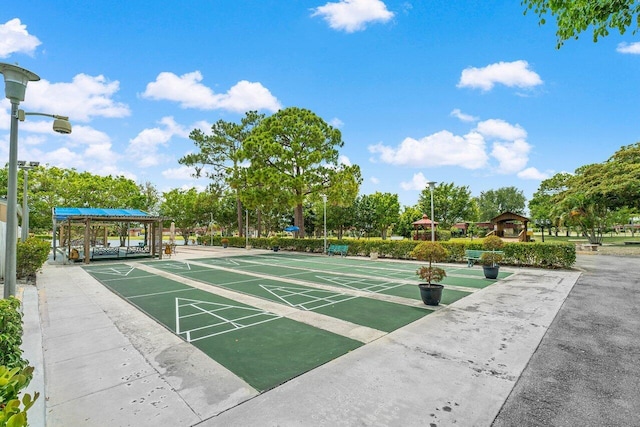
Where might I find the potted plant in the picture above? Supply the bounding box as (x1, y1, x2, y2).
(480, 235, 504, 279)
(221, 238, 229, 248)
(410, 241, 448, 306)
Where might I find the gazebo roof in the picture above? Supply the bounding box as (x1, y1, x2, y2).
(413, 214, 438, 226)
(490, 211, 530, 224)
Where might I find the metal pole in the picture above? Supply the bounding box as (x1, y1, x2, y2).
(4, 101, 19, 298)
(21, 167, 29, 241)
(430, 184, 435, 242)
(245, 209, 249, 248)
(322, 195, 327, 254)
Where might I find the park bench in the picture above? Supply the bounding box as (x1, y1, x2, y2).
(464, 249, 504, 267)
(328, 244, 349, 257)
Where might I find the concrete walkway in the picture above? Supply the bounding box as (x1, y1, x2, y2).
(18, 247, 581, 426)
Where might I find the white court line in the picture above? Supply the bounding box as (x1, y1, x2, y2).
(260, 284, 358, 311)
(175, 297, 282, 342)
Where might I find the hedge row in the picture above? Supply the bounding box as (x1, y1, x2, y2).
(0, 298, 28, 370)
(0, 298, 38, 427)
(198, 236, 576, 269)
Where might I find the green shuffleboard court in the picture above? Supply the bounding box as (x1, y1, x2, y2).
(146, 260, 433, 333)
(179, 255, 478, 305)
(83, 264, 362, 391)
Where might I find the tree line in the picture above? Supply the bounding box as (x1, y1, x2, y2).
(1, 109, 638, 243)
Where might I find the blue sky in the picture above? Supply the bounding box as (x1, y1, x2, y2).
(2, 1, 639, 208)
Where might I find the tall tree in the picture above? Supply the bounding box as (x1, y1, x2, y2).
(418, 182, 476, 228)
(476, 187, 526, 221)
(241, 107, 345, 238)
(395, 205, 423, 239)
(523, 0, 640, 47)
(160, 188, 210, 244)
(529, 172, 572, 236)
(367, 192, 400, 239)
(180, 111, 264, 237)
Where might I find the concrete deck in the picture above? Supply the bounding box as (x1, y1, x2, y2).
(16, 246, 581, 426)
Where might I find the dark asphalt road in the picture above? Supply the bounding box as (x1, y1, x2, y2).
(492, 254, 640, 427)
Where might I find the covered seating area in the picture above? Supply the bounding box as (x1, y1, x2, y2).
(412, 214, 438, 240)
(489, 211, 532, 242)
(52, 207, 165, 263)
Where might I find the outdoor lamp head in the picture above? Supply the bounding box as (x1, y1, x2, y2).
(53, 118, 72, 134)
(0, 63, 40, 102)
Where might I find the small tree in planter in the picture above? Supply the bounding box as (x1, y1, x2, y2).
(410, 241, 448, 305)
(221, 238, 229, 248)
(480, 235, 504, 279)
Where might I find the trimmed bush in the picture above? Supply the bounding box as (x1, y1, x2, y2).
(198, 236, 576, 269)
(16, 238, 50, 280)
(0, 298, 28, 370)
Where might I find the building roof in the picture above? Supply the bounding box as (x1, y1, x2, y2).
(53, 207, 160, 222)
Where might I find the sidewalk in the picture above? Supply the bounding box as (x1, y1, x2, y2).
(20, 247, 580, 426)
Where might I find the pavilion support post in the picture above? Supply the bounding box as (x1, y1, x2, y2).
(84, 218, 91, 264)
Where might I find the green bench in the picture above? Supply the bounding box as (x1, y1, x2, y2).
(464, 249, 504, 267)
(328, 244, 349, 257)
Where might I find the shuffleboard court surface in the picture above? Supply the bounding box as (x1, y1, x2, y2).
(83, 263, 362, 391)
(145, 260, 434, 333)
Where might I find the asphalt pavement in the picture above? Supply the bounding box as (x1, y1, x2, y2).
(492, 254, 640, 426)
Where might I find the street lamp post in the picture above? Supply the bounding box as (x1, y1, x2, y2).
(18, 161, 39, 242)
(427, 181, 436, 242)
(322, 194, 327, 254)
(1, 63, 72, 298)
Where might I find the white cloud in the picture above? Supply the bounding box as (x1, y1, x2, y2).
(450, 108, 478, 122)
(457, 60, 543, 91)
(370, 176, 380, 184)
(330, 117, 344, 128)
(617, 42, 640, 54)
(338, 154, 351, 166)
(142, 71, 281, 112)
(368, 130, 488, 169)
(0, 19, 41, 58)
(162, 165, 198, 180)
(491, 139, 531, 174)
(475, 119, 527, 140)
(312, 0, 394, 32)
(400, 172, 429, 191)
(24, 74, 130, 122)
(127, 116, 190, 167)
(517, 167, 551, 180)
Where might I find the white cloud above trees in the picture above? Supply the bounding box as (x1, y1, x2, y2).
(141, 71, 281, 112)
(312, 0, 394, 32)
(457, 60, 543, 91)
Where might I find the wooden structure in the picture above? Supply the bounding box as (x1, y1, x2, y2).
(52, 207, 165, 264)
(490, 211, 531, 242)
(412, 214, 438, 240)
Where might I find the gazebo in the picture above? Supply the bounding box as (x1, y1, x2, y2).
(490, 211, 531, 242)
(412, 214, 438, 240)
(52, 207, 165, 263)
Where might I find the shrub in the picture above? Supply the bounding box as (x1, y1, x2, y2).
(0, 298, 28, 370)
(16, 238, 50, 280)
(410, 241, 448, 285)
(0, 298, 38, 427)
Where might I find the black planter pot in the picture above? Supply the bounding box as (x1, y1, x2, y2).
(418, 284, 444, 306)
(483, 265, 500, 279)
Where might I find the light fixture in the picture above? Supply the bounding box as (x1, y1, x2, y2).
(18, 161, 40, 242)
(1, 63, 71, 298)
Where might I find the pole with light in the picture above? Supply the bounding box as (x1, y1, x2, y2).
(1, 63, 72, 298)
(18, 160, 39, 242)
(322, 194, 327, 254)
(427, 181, 436, 242)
